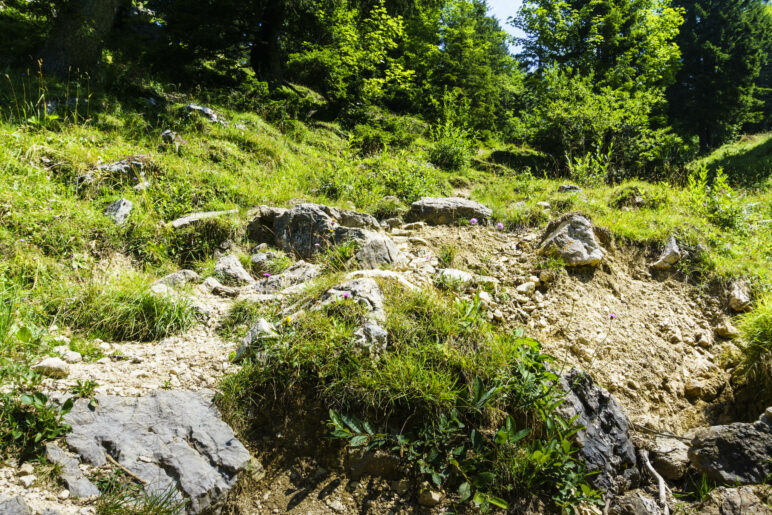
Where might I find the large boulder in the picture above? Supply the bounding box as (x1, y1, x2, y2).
(246, 206, 288, 244)
(273, 204, 398, 269)
(405, 197, 492, 225)
(557, 369, 639, 492)
(538, 213, 605, 267)
(64, 390, 251, 514)
(688, 408, 772, 484)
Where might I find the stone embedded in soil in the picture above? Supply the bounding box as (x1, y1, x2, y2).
(608, 490, 662, 515)
(417, 489, 443, 507)
(214, 254, 254, 286)
(688, 409, 772, 485)
(236, 318, 279, 360)
(715, 319, 740, 339)
(201, 277, 239, 298)
(558, 184, 583, 193)
(32, 358, 69, 379)
(273, 203, 398, 268)
(104, 198, 133, 225)
(0, 496, 31, 515)
(155, 269, 200, 288)
(650, 436, 690, 480)
(651, 235, 681, 270)
(170, 209, 238, 229)
(437, 268, 474, 286)
(250, 260, 321, 293)
(695, 485, 772, 515)
(557, 369, 639, 492)
(322, 278, 386, 321)
(728, 280, 752, 312)
(405, 197, 492, 225)
(64, 389, 251, 514)
(538, 213, 605, 267)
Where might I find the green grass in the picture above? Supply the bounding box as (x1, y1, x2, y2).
(47, 274, 196, 342)
(689, 132, 772, 187)
(219, 279, 601, 510)
(738, 294, 772, 386)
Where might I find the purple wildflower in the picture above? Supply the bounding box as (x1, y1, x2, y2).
(314, 243, 320, 247)
(496, 222, 504, 230)
(470, 218, 478, 225)
(609, 313, 617, 319)
(263, 273, 271, 278)
(342, 292, 350, 299)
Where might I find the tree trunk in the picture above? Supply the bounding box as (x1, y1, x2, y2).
(39, 0, 123, 75)
(251, 3, 284, 85)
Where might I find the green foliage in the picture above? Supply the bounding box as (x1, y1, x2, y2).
(0, 391, 72, 460)
(324, 239, 360, 272)
(687, 166, 747, 230)
(287, 1, 414, 106)
(688, 132, 772, 186)
(668, 0, 772, 150)
(70, 379, 98, 398)
(438, 244, 458, 267)
(738, 294, 772, 386)
(429, 120, 475, 171)
(515, 0, 684, 92)
(49, 274, 196, 342)
(221, 282, 600, 509)
(567, 143, 613, 186)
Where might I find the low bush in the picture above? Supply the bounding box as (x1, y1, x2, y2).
(429, 121, 474, 171)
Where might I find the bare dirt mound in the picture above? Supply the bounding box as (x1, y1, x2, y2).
(399, 224, 734, 434)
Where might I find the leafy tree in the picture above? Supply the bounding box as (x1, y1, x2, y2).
(668, 0, 772, 150)
(514, 0, 683, 91)
(286, 0, 415, 106)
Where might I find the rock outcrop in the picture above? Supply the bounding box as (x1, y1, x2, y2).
(538, 213, 605, 267)
(557, 369, 639, 492)
(688, 408, 772, 484)
(273, 204, 398, 269)
(405, 197, 492, 225)
(104, 198, 133, 225)
(64, 390, 251, 514)
(214, 254, 254, 286)
(651, 235, 681, 270)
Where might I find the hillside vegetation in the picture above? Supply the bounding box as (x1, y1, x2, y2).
(1, 0, 771, 513)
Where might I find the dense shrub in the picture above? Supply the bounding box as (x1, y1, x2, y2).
(429, 121, 474, 171)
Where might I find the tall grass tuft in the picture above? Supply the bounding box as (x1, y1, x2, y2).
(739, 294, 772, 385)
(49, 274, 196, 342)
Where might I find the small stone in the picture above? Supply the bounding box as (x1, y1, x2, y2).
(19, 474, 36, 487)
(214, 254, 254, 286)
(326, 499, 345, 513)
(651, 235, 681, 270)
(696, 332, 712, 349)
(715, 319, 740, 339)
(18, 463, 34, 475)
(536, 201, 551, 209)
(104, 198, 133, 225)
(558, 184, 582, 193)
(391, 479, 410, 496)
(32, 358, 69, 379)
(651, 437, 689, 481)
(418, 489, 443, 507)
(437, 268, 474, 286)
(539, 269, 556, 283)
(59, 490, 70, 500)
(729, 280, 752, 312)
(516, 282, 536, 296)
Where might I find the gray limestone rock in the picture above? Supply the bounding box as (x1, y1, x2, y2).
(651, 235, 681, 270)
(64, 390, 251, 514)
(538, 213, 605, 267)
(45, 443, 100, 498)
(650, 436, 690, 480)
(214, 255, 254, 286)
(608, 490, 661, 515)
(273, 204, 398, 268)
(688, 409, 772, 485)
(729, 280, 752, 312)
(32, 358, 69, 379)
(170, 210, 238, 229)
(0, 496, 30, 515)
(557, 369, 639, 493)
(249, 261, 322, 294)
(405, 197, 492, 225)
(155, 270, 200, 288)
(246, 206, 288, 244)
(104, 198, 133, 225)
(322, 278, 385, 322)
(236, 318, 279, 360)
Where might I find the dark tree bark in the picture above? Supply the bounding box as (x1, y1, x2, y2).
(39, 0, 123, 75)
(250, 2, 285, 85)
